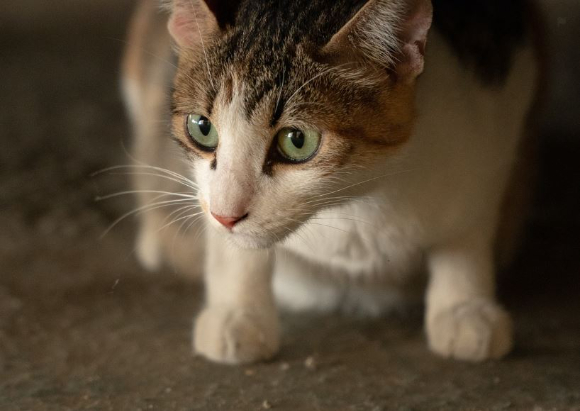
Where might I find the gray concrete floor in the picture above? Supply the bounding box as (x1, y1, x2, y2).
(1, 5, 580, 411)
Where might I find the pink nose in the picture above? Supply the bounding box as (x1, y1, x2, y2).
(211, 212, 247, 230)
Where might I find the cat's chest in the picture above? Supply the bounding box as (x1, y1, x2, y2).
(279, 200, 423, 279)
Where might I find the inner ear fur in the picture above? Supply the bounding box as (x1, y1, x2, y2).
(323, 0, 433, 81)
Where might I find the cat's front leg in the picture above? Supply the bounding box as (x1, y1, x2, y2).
(194, 230, 280, 364)
(426, 233, 513, 362)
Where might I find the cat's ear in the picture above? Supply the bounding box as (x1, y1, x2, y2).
(167, 0, 239, 48)
(323, 0, 433, 81)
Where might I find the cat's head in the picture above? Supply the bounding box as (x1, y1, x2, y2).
(167, 0, 432, 248)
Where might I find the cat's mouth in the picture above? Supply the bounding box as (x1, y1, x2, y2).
(205, 212, 297, 249)
(201, 194, 306, 248)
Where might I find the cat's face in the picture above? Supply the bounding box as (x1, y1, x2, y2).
(168, 0, 432, 248)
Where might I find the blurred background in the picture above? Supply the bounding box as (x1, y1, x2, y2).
(1, 1, 579, 410)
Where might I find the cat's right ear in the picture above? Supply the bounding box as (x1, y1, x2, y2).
(166, 0, 236, 49)
(322, 0, 433, 82)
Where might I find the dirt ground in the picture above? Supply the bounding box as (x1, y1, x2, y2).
(1, 4, 580, 411)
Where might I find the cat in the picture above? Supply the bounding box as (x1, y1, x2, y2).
(121, 0, 541, 364)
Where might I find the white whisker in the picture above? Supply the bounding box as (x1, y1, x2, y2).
(101, 198, 197, 239)
(96, 190, 196, 201)
(94, 164, 198, 188)
(315, 169, 415, 199)
(160, 210, 205, 232)
(158, 205, 202, 231)
(111, 171, 198, 190)
(286, 66, 335, 105)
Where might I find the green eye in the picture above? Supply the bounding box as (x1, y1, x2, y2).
(276, 127, 321, 162)
(186, 114, 219, 151)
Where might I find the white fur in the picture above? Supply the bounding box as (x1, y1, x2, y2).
(273, 248, 413, 316)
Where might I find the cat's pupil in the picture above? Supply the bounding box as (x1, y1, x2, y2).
(289, 130, 305, 149)
(198, 116, 211, 136)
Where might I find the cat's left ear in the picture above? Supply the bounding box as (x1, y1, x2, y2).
(323, 0, 433, 82)
(167, 0, 240, 49)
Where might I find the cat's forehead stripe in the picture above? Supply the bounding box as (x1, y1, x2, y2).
(207, 0, 368, 122)
(243, 78, 275, 121)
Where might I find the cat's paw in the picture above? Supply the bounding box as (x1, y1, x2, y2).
(193, 306, 280, 364)
(427, 299, 513, 362)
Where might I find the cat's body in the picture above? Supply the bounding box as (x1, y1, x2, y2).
(276, 27, 537, 314)
(123, 0, 541, 364)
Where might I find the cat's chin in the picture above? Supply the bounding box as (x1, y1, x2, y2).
(228, 233, 278, 250)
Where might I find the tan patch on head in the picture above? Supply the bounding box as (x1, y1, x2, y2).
(257, 72, 419, 179)
(316, 77, 418, 172)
